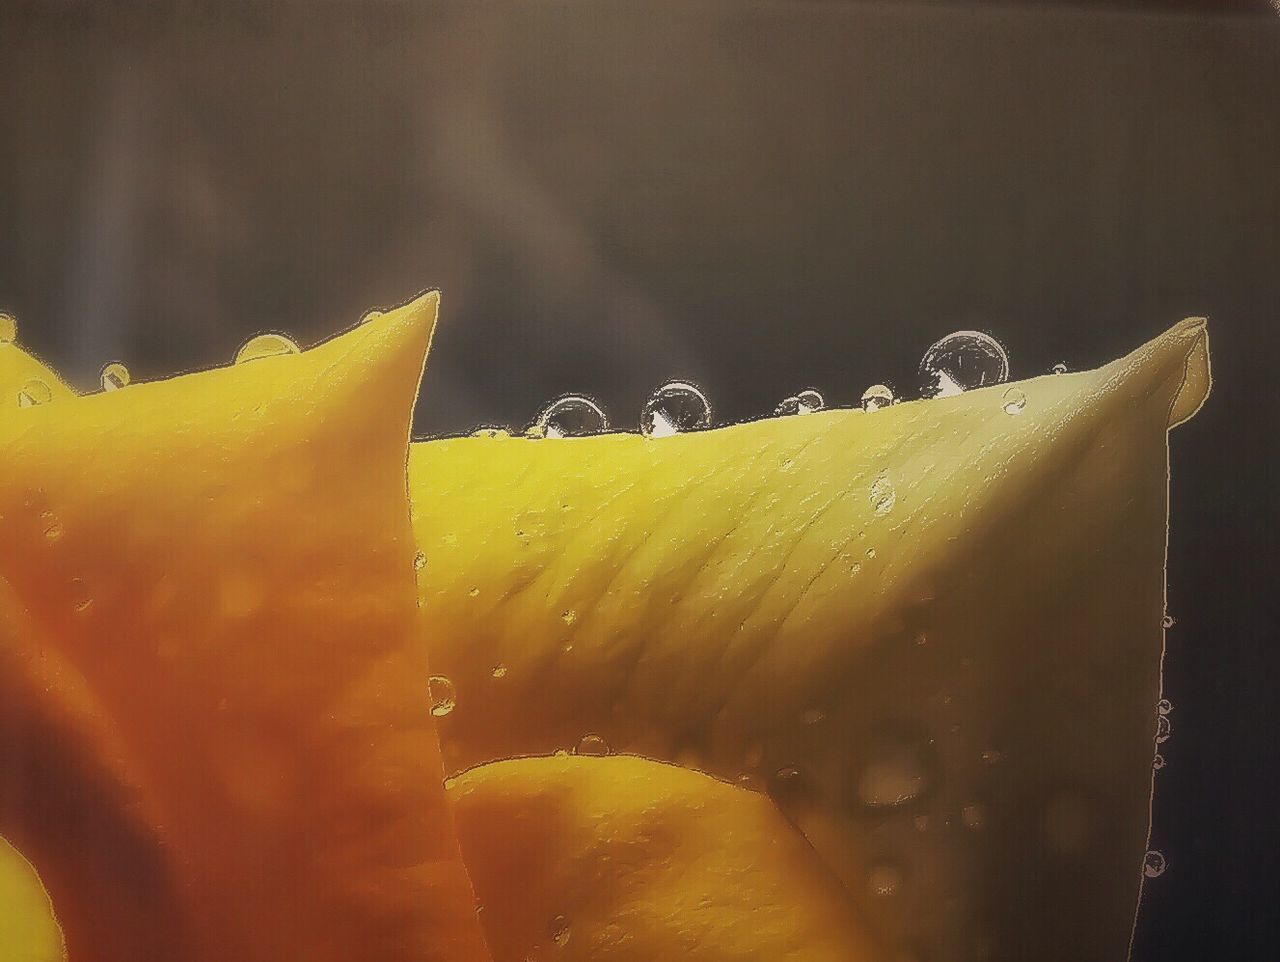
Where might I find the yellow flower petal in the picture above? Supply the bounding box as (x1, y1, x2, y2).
(412, 319, 1210, 962)
(0, 293, 491, 962)
(450, 753, 882, 962)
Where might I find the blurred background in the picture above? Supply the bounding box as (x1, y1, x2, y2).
(2, 1, 1277, 958)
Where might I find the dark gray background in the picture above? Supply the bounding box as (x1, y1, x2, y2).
(2, 2, 1277, 959)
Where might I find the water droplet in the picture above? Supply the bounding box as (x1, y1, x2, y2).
(41, 511, 64, 542)
(413, 551, 427, 571)
(962, 803, 986, 830)
(771, 766, 807, 804)
(867, 862, 903, 897)
(1001, 387, 1027, 415)
(801, 707, 827, 725)
(1156, 714, 1171, 744)
(1157, 698, 1173, 715)
(468, 586, 480, 598)
(865, 547, 877, 560)
(1153, 754, 1166, 770)
(0, 313, 17, 344)
(1162, 614, 1176, 629)
(1143, 850, 1167, 878)
(491, 664, 508, 679)
(981, 748, 1005, 765)
(100, 362, 130, 391)
(529, 394, 609, 438)
(920, 331, 1010, 397)
(549, 915, 572, 947)
(641, 380, 711, 437)
(774, 389, 824, 417)
(857, 736, 932, 808)
(428, 676, 456, 717)
(17, 379, 53, 407)
(870, 474, 897, 515)
(234, 333, 299, 364)
(561, 609, 577, 625)
(575, 733, 609, 756)
(1052, 362, 1069, 375)
(861, 384, 894, 412)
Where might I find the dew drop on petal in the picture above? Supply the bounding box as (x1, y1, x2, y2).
(575, 733, 610, 756)
(1001, 387, 1027, 415)
(428, 675, 456, 717)
(234, 332, 299, 365)
(0, 313, 16, 344)
(1144, 850, 1167, 878)
(775, 389, 824, 417)
(100, 362, 130, 391)
(641, 381, 711, 437)
(920, 331, 1010, 397)
(861, 384, 894, 412)
(17, 379, 53, 407)
(529, 394, 609, 438)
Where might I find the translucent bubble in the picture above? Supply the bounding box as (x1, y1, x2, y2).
(0, 313, 16, 344)
(962, 803, 986, 831)
(428, 676, 456, 717)
(41, 511, 64, 542)
(1143, 850, 1167, 878)
(1156, 714, 1171, 743)
(1157, 698, 1173, 715)
(561, 609, 577, 626)
(17, 379, 53, 407)
(549, 915, 572, 947)
(868, 862, 903, 897)
(641, 381, 711, 437)
(100, 362, 130, 391)
(1001, 387, 1027, 415)
(801, 707, 827, 725)
(857, 737, 932, 809)
(1052, 363, 1069, 375)
(70, 577, 93, 614)
(774, 389, 825, 417)
(575, 733, 610, 756)
(870, 475, 897, 516)
(234, 332, 299, 364)
(861, 384, 894, 412)
(529, 394, 609, 439)
(491, 664, 508, 679)
(920, 331, 1010, 397)
(1162, 615, 1176, 629)
(1153, 754, 1166, 770)
(413, 551, 427, 571)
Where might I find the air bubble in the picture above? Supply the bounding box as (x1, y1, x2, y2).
(1162, 615, 1176, 629)
(561, 609, 577, 625)
(17, 380, 53, 407)
(575, 733, 610, 756)
(70, 578, 93, 614)
(1001, 387, 1027, 415)
(528, 394, 609, 438)
(1156, 714, 1171, 744)
(1052, 363, 1068, 375)
(867, 862, 903, 897)
(413, 551, 427, 571)
(641, 381, 711, 437)
(920, 331, 1010, 397)
(861, 384, 894, 412)
(41, 511, 64, 542)
(801, 707, 827, 725)
(491, 664, 508, 679)
(0, 313, 17, 344)
(774, 389, 824, 417)
(549, 915, 572, 947)
(1153, 754, 1166, 770)
(962, 803, 986, 831)
(234, 332, 299, 364)
(857, 737, 932, 808)
(1157, 699, 1173, 715)
(870, 474, 896, 516)
(1143, 851, 1167, 878)
(428, 676, 456, 717)
(100, 362, 130, 391)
